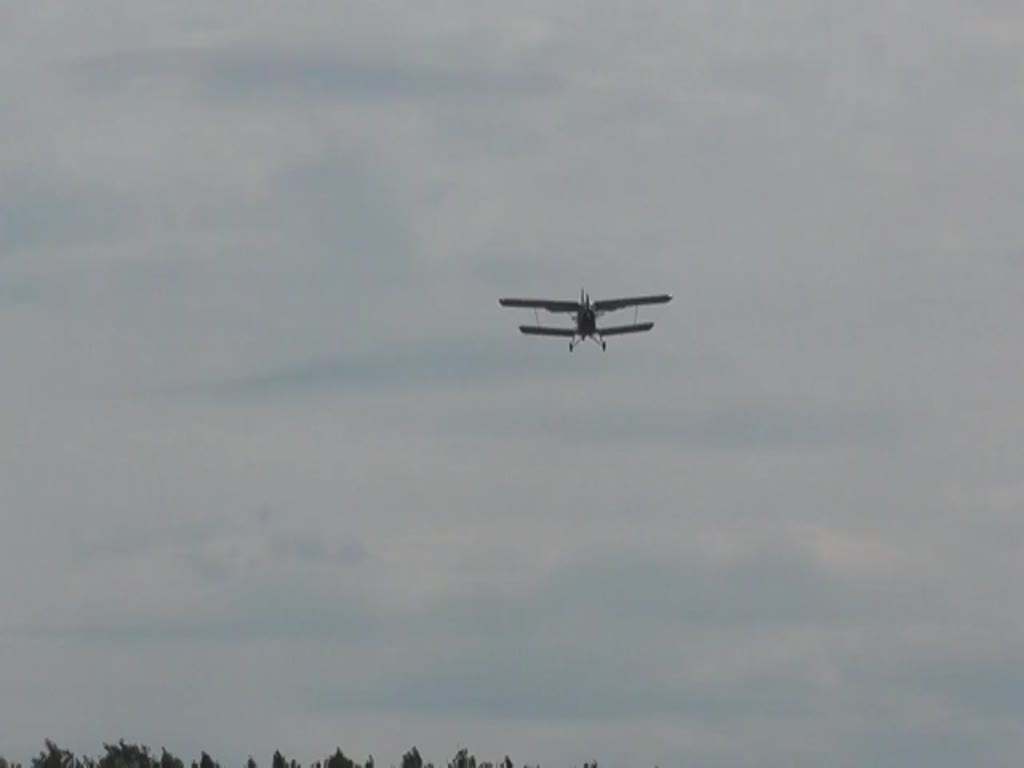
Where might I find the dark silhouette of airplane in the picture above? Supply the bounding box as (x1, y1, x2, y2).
(499, 289, 672, 351)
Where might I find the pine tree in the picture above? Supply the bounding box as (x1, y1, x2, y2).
(32, 740, 74, 768)
(324, 749, 354, 768)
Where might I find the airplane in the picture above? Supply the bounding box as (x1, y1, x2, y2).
(498, 289, 672, 351)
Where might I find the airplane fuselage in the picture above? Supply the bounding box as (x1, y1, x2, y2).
(577, 305, 597, 337)
(572, 293, 602, 350)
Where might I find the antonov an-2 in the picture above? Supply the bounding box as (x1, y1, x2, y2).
(499, 289, 672, 351)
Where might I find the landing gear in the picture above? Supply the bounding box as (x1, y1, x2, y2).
(568, 336, 605, 351)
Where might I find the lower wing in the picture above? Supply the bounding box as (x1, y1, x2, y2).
(519, 325, 577, 337)
(598, 322, 654, 336)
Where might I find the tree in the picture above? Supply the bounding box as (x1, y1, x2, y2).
(324, 749, 354, 768)
(32, 741, 74, 768)
(399, 750, 421, 768)
(98, 741, 155, 768)
(271, 753, 287, 768)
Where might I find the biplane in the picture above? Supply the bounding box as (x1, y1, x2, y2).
(498, 289, 672, 351)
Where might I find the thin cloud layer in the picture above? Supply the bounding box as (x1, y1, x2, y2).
(3, 2, 1024, 767)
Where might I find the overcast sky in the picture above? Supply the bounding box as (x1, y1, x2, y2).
(3, 3, 1024, 766)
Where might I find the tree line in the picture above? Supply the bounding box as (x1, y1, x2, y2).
(0, 741, 602, 768)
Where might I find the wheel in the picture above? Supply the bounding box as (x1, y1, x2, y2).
(569, 342, 573, 352)
(602, 341, 607, 351)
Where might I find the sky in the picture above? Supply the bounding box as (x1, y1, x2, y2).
(2, 2, 1024, 766)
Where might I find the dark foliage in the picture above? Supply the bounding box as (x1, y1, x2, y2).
(0, 744, 586, 768)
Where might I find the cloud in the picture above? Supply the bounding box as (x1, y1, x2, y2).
(4, 2, 1024, 766)
(68, 44, 556, 105)
(461, 402, 902, 451)
(0, 171, 132, 253)
(0, 280, 39, 306)
(313, 547, 898, 721)
(18, 539, 902, 723)
(183, 339, 592, 400)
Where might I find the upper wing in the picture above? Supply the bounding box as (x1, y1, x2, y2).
(518, 325, 577, 337)
(499, 298, 580, 313)
(593, 294, 672, 312)
(599, 322, 655, 336)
